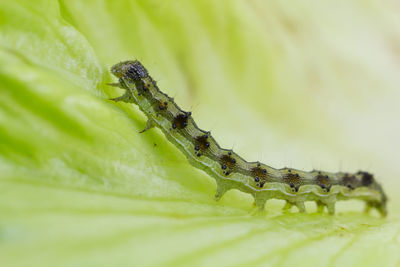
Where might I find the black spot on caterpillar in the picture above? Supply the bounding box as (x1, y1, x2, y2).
(109, 60, 388, 217)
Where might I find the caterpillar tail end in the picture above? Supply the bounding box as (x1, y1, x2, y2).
(365, 201, 387, 218)
(377, 188, 388, 217)
(379, 207, 388, 218)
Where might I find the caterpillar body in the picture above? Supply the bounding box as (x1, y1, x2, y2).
(109, 60, 387, 217)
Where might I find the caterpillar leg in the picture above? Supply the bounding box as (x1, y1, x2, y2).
(249, 196, 268, 216)
(254, 197, 267, 211)
(139, 119, 155, 133)
(316, 200, 325, 213)
(282, 200, 293, 213)
(326, 202, 335, 215)
(108, 78, 127, 89)
(107, 82, 124, 88)
(214, 179, 230, 201)
(364, 203, 372, 214)
(295, 201, 306, 213)
(282, 201, 293, 212)
(109, 91, 133, 103)
(283, 201, 305, 213)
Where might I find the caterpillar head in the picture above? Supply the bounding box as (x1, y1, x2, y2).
(111, 60, 148, 79)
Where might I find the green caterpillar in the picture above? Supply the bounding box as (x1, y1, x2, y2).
(109, 60, 387, 217)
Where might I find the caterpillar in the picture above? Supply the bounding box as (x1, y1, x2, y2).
(109, 60, 387, 217)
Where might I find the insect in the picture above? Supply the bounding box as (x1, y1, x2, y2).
(109, 60, 387, 217)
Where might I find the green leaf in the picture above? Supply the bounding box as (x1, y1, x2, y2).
(1, 1, 399, 266)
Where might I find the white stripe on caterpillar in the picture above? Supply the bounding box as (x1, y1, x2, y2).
(110, 60, 388, 217)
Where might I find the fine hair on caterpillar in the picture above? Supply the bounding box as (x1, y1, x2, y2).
(109, 60, 388, 217)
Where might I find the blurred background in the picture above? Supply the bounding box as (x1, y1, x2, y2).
(0, 1, 400, 266)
